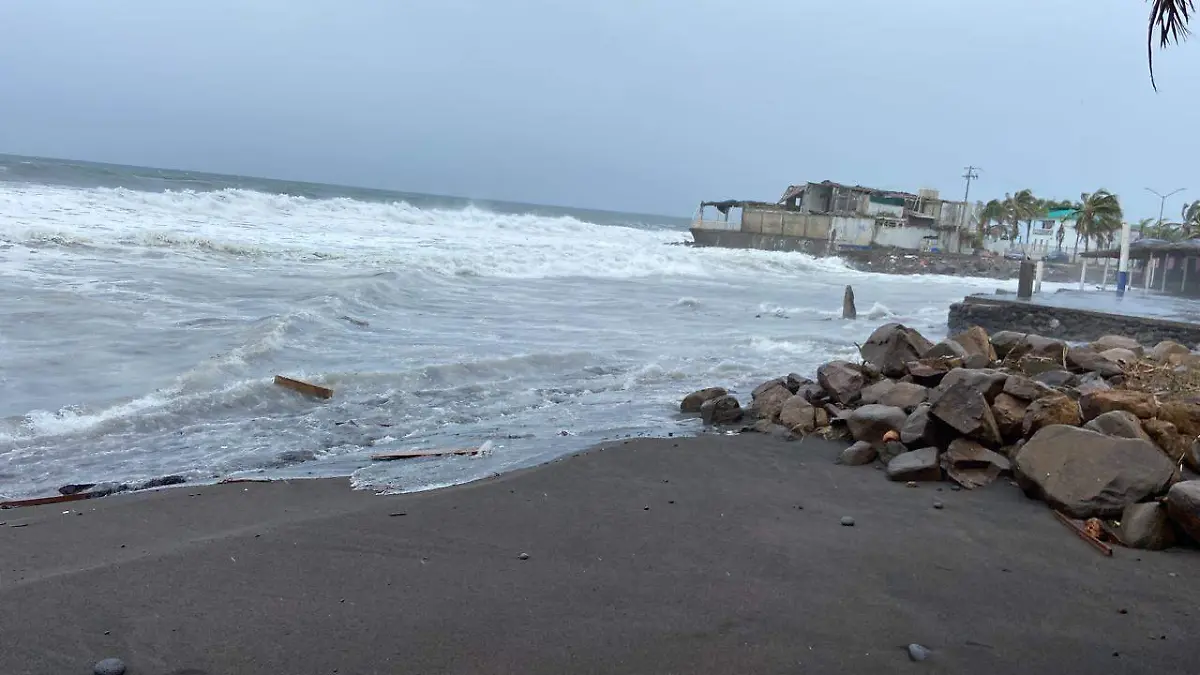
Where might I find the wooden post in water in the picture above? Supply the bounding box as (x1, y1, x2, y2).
(842, 285, 857, 320)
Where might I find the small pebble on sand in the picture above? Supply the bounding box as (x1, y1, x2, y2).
(840, 516, 855, 527)
(907, 644, 931, 662)
(94, 657, 126, 675)
(518, 552, 530, 560)
(933, 501, 944, 510)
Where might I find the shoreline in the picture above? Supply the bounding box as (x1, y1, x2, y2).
(3, 434, 1199, 674)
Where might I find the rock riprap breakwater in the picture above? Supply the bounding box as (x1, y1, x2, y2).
(682, 322, 1200, 551)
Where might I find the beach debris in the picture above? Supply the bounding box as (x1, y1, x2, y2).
(370, 448, 481, 461)
(933, 500, 944, 510)
(518, 552, 530, 560)
(1, 492, 92, 509)
(1053, 510, 1113, 557)
(94, 657, 126, 675)
(273, 375, 334, 400)
(906, 644, 931, 662)
(840, 516, 855, 527)
(842, 285, 856, 320)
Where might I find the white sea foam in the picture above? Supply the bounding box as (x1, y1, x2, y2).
(0, 178, 1006, 498)
(0, 184, 858, 282)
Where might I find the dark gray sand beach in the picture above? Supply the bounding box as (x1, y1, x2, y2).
(2, 435, 1197, 675)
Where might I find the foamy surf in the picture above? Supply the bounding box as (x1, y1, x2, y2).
(0, 159, 983, 498)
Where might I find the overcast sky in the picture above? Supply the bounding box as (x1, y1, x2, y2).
(0, 1, 1195, 219)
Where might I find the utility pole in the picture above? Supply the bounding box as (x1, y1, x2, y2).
(961, 166, 980, 231)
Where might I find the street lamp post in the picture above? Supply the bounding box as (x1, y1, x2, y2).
(1131, 187, 1187, 295)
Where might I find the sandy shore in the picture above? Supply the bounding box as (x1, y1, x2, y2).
(2, 435, 1197, 674)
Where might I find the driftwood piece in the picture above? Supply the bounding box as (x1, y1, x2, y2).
(274, 375, 333, 399)
(0, 493, 93, 509)
(371, 449, 480, 461)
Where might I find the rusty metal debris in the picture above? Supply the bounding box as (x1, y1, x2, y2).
(1053, 510, 1113, 556)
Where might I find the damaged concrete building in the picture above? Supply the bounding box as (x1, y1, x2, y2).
(692, 180, 974, 255)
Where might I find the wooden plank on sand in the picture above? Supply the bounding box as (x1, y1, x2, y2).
(0, 493, 93, 509)
(274, 375, 333, 399)
(371, 449, 480, 461)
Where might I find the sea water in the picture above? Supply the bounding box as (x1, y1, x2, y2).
(0, 155, 1016, 498)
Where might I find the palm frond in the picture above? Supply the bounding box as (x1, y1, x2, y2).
(1149, 0, 1196, 90)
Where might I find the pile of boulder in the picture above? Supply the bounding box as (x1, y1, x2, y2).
(681, 322, 1200, 551)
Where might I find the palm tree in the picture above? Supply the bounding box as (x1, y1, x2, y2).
(1180, 199, 1200, 238)
(1003, 189, 1039, 249)
(978, 199, 1007, 239)
(1074, 190, 1124, 254)
(1149, 0, 1195, 89)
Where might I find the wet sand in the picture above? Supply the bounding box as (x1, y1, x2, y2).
(1, 435, 1196, 674)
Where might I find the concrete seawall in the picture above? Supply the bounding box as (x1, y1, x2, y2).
(948, 295, 1200, 345)
(690, 228, 828, 254)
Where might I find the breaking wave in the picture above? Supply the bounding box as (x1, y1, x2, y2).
(0, 183, 874, 282)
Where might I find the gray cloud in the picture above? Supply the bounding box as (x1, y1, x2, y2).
(0, 0, 1194, 218)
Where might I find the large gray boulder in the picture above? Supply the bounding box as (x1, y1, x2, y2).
(990, 393, 1029, 443)
(931, 381, 1003, 447)
(900, 403, 952, 450)
(1021, 393, 1081, 438)
(1150, 340, 1191, 363)
(838, 441, 878, 466)
(817, 360, 867, 406)
(886, 447, 941, 482)
(779, 395, 818, 434)
(948, 325, 997, 365)
(845, 404, 908, 444)
(1014, 425, 1176, 518)
(1002, 374, 1053, 402)
(1117, 502, 1176, 550)
(878, 382, 928, 412)
(990, 330, 1028, 358)
(858, 379, 896, 405)
(1080, 390, 1159, 421)
(941, 438, 1011, 489)
(860, 323, 935, 378)
(1066, 346, 1124, 377)
(700, 395, 743, 425)
(933, 368, 1008, 405)
(749, 382, 793, 422)
(1091, 334, 1143, 356)
(682, 387, 727, 413)
(1083, 410, 1152, 442)
(1166, 481, 1200, 543)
